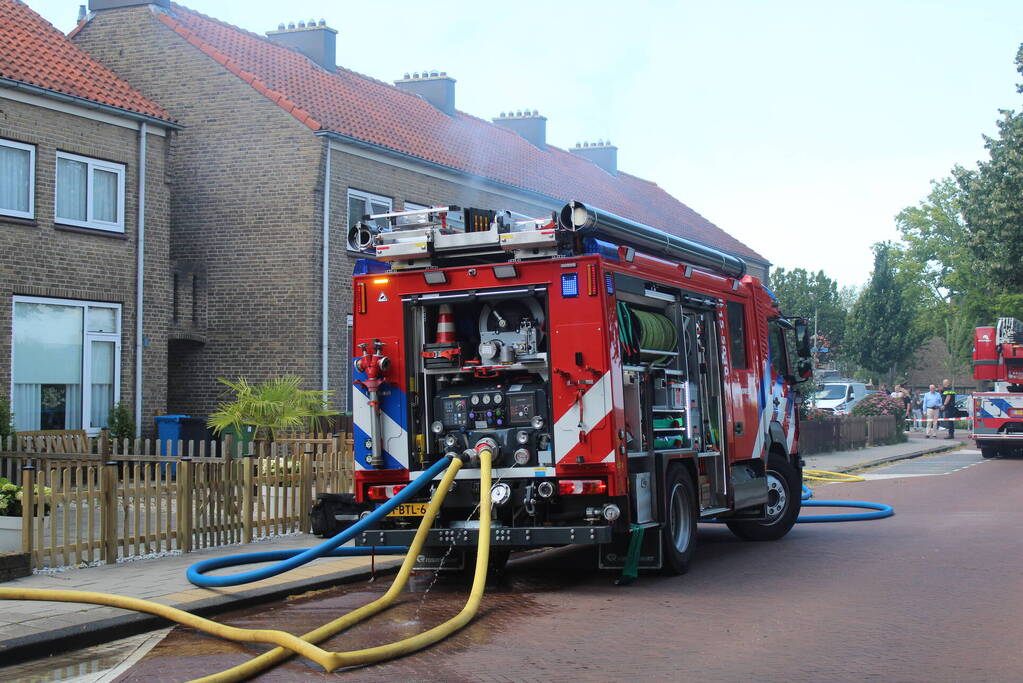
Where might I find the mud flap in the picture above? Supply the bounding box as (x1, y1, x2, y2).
(599, 523, 662, 574)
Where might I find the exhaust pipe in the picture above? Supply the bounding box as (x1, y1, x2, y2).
(558, 200, 747, 279)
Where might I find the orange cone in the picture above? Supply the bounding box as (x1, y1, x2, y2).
(436, 304, 456, 344)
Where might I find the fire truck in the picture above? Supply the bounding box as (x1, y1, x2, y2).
(350, 201, 812, 574)
(971, 317, 1023, 458)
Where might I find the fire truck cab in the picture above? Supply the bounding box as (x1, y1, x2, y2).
(972, 317, 1023, 458)
(351, 201, 811, 573)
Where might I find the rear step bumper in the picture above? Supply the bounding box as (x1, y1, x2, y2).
(357, 524, 613, 548)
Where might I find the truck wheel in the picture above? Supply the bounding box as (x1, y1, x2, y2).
(662, 465, 697, 575)
(726, 453, 801, 542)
(981, 446, 999, 459)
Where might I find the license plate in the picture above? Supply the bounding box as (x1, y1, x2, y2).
(387, 502, 428, 517)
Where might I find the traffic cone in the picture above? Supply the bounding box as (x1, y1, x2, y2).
(436, 304, 456, 344)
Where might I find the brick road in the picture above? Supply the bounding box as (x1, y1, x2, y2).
(113, 449, 1022, 682)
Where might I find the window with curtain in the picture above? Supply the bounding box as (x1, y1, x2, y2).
(12, 298, 121, 434)
(0, 138, 35, 219)
(55, 152, 125, 232)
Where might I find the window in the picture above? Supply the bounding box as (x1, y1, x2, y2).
(0, 138, 35, 219)
(768, 320, 789, 377)
(347, 189, 392, 234)
(11, 297, 121, 434)
(726, 301, 748, 370)
(55, 152, 125, 231)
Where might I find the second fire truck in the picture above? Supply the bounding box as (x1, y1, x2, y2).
(972, 317, 1023, 458)
(349, 201, 812, 573)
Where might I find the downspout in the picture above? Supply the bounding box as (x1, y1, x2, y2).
(321, 141, 331, 395)
(134, 123, 147, 438)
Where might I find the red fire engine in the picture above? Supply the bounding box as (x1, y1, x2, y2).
(971, 317, 1023, 458)
(349, 201, 812, 573)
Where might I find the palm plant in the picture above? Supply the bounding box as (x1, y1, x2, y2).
(207, 376, 338, 443)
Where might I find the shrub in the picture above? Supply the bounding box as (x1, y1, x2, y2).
(0, 478, 52, 517)
(207, 376, 339, 442)
(850, 391, 905, 418)
(0, 397, 13, 441)
(107, 401, 135, 442)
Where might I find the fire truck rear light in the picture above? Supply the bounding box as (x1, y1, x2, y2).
(559, 479, 606, 495)
(367, 484, 406, 501)
(372, 277, 390, 284)
(587, 264, 597, 296)
(357, 282, 367, 314)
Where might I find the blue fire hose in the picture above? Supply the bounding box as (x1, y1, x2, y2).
(186, 456, 452, 588)
(797, 485, 894, 522)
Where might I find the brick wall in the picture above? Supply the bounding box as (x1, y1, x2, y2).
(0, 94, 171, 435)
(73, 6, 323, 419)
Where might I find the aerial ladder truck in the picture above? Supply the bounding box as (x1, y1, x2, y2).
(972, 317, 1023, 458)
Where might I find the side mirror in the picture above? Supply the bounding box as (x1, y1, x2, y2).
(793, 319, 811, 358)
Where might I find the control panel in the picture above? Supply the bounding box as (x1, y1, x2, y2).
(433, 384, 547, 431)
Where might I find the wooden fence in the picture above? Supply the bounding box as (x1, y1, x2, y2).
(0, 433, 354, 570)
(799, 415, 902, 455)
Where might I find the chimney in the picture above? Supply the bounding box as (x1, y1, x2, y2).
(77, 5, 87, 22)
(266, 19, 337, 72)
(570, 140, 618, 175)
(394, 72, 456, 116)
(88, 0, 169, 9)
(492, 110, 547, 149)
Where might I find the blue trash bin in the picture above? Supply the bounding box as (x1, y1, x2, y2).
(156, 415, 210, 477)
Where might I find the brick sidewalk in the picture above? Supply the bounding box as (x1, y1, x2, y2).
(0, 534, 401, 664)
(803, 434, 967, 473)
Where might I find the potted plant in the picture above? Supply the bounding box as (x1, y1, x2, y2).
(0, 478, 51, 552)
(207, 376, 339, 451)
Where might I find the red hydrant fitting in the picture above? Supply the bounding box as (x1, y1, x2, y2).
(354, 339, 390, 467)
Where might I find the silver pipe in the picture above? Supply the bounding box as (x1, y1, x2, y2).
(368, 389, 382, 467)
(559, 200, 747, 279)
(134, 122, 146, 438)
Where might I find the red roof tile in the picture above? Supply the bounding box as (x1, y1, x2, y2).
(160, 4, 764, 262)
(0, 0, 172, 123)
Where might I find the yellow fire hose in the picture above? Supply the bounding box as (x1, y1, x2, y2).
(803, 469, 866, 483)
(0, 447, 495, 681)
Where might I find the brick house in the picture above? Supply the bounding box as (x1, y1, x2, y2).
(71, 0, 769, 417)
(0, 0, 178, 436)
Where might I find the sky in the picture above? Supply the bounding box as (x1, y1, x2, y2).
(28, 0, 1023, 287)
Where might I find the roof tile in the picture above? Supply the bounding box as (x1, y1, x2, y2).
(0, 0, 172, 122)
(160, 3, 763, 262)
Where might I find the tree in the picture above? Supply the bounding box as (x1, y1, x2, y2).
(844, 243, 923, 382)
(769, 267, 847, 357)
(955, 43, 1023, 291)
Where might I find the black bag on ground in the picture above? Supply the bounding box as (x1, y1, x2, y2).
(309, 493, 371, 538)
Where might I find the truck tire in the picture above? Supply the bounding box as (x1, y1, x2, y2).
(726, 453, 801, 542)
(981, 446, 999, 459)
(662, 465, 697, 575)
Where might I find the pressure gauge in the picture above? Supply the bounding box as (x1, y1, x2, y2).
(493, 394, 503, 404)
(471, 395, 481, 406)
(482, 394, 491, 405)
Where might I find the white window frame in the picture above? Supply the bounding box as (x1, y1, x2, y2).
(54, 151, 126, 232)
(0, 138, 36, 220)
(11, 296, 122, 435)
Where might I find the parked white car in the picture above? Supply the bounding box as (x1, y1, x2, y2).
(814, 381, 869, 415)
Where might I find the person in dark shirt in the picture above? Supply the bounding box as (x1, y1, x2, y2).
(941, 379, 957, 439)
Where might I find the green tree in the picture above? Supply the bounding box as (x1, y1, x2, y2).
(844, 243, 923, 382)
(955, 43, 1023, 292)
(769, 267, 847, 357)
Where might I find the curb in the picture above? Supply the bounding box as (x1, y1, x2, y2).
(829, 440, 967, 474)
(0, 557, 403, 666)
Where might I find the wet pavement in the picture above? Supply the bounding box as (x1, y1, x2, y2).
(7, 447, 1023, 681)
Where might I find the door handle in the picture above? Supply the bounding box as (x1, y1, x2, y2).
(734, 422, 744, 435)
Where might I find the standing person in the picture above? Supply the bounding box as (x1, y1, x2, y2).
(912, 391, 924, 431)
(898, 385, 912, 429)
(923, 384, 943, 438)
(941, 379, 957, 439)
